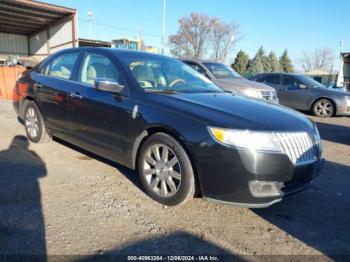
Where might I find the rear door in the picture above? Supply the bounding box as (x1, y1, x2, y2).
(67, 50, 135, 165)
(258, 74, 282, 90)
(281, 75, 312, 110)
(32, 51, 81, 136)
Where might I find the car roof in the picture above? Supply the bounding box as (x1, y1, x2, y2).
(257, 72, 302, 76)
(56, 47, 173, 59)
(182, 59, 219, 64)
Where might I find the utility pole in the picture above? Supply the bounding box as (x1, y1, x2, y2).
(161, 0, 166, 55)
(339, 40, 344, 56)
(88, 11, 93, 40)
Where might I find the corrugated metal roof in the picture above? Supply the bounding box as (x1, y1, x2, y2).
(0, 0, 75, 35)
(79, 38, 112, 47)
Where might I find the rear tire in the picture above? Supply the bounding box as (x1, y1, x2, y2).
(312, 99, 334, 117)
(23, 100, 51, 143)
(137, 133, 196, 206)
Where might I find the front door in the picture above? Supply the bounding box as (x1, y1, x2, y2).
(67, 51, 135, 165)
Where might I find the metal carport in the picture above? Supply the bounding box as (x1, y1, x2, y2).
(0, 0, 77, 63)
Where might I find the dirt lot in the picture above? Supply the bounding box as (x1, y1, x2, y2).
(0, 100, 349, 260)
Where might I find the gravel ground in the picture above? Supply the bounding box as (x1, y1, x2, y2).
(0, 100, 349, 260)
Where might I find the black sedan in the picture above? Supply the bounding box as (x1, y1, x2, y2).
(14, 48, 324, 207)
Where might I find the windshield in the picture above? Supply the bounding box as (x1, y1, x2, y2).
(296, 75, 326, 88)
(118, 54, 224, 94)
(202, 62, 241, 79)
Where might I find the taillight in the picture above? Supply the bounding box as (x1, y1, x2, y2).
(17, 82, 27, 95)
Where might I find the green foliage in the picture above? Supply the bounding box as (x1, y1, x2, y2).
(268, 51, 282, 72)
(279, 49, 294, 73)
(231, 50, 249, 75)
(248, 55, 264, 74)
(256, 47, 271, 72)
(232, 47, 294, 75)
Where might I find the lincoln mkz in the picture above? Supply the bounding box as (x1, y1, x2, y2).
(14, 48, 324, 207)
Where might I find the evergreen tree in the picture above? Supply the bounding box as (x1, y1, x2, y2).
(249, 55, 264, 74)
(279, 49, 294, 72)
(268, 51, 282, 72)
(246, 59, 254, 74)
(256, 46, 271, 72)
(232, 50, 249, 75)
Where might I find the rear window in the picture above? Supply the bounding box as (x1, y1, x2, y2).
(261, 75, 281, 85)
(41, 52, 79, 80)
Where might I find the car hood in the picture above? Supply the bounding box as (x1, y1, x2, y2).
(214, 78, 275, 93)
(148, 92, 314, 132)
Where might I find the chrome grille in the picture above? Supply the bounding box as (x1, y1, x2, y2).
(273, 132, 319, 165)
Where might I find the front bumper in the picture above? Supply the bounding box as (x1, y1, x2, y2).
(336, 104, 350, 116)
(194, 142, 324, 208)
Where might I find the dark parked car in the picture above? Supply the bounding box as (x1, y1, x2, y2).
(182, 59, 279, 103)
(14, 48, 323, 207)
(250, 73, 350, 117)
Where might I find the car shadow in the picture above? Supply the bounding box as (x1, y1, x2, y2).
(315, 121, 350, 146)
(53, 137, 144, 193)
(0, 136, 47, 260)
(76, 231, 238, 261)
(254, 160, 350, 258)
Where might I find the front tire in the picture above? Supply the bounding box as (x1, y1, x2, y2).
(23, 100, 51, 143)
(313, 98, 334, 117)
(138, 133, 196, 206)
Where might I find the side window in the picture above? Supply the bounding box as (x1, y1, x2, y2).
(79, 53, 126, 86)
(256, 76, 264, 82)
(263, 75, 281, 85)
(283, 76, 300, 87)
(45, 52, 79, 79)
(40, 63, 51, 75)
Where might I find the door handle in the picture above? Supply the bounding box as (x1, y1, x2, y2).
(69, 92, 82, 100)
(34, 82, 43, 88)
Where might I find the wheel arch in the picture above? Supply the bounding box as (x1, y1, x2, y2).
(130, 126, 201, 195)
(310, 97, 337, 115)
(20, 96, 35, 119)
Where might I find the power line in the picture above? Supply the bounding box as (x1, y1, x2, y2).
(78, 19, 162, 40)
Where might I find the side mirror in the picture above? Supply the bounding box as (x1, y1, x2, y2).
(94, 78, 125, 94)
(299, 84, 307, 89)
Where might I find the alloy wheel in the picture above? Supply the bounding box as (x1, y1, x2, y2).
(143, 144, 182, 198)
(25, 106, 39, 139)
(314, 99, 333, 117)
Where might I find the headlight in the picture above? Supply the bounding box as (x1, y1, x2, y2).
(208, 127, 282, 152)
(346, 96, 350, 106)
(242, 89, 263, 99)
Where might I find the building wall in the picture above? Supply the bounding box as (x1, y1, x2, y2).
(0, 15, 76, 63)
(0, 33, 28, 55)
(29, 30, 48, 56)
(344, 62, 350, 77)
(49, 18, 74, 53)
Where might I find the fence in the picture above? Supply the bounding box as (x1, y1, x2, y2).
(0, 66, 26, 100)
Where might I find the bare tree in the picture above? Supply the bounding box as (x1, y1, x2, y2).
(168, 13, 214, 59)
(169, 13, 240, 61)
(299, 48, 335, 72)
(211, 20, 240, 62)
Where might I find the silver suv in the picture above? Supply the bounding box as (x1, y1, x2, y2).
(182, 60, 279, 103)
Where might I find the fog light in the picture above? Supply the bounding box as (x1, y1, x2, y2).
(249, 181, 284, 198)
